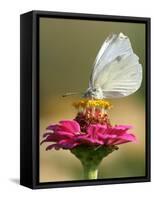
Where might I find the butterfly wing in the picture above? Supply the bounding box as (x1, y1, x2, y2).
(89, 33, 142, 98)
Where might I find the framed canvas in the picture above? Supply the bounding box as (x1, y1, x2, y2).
(20, 10, 151, 189)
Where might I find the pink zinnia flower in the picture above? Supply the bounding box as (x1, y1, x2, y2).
(41, 120, 136, 150)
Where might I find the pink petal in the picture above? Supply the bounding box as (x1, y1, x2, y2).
(55, 131, 75, 137)
(43, 132, 52, 137)
(59, 120, 80, 133)
(58, 139, 79, 149)
(116, 134, 136, 144)
(46, 124, 57, 131)
(76, 137, 104, 145)
(107, 134, 136, 145)
(46, 144, 61, 150)
(115, 125, 133, 130)
(87, 124, 106, 136)
(44, 133, 67, 142)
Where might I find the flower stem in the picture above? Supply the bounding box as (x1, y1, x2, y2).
(71, 145, 117, 180)
(83, 164, 98, 179)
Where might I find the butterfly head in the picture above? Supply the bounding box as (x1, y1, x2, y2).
(84, 86, 104, 99)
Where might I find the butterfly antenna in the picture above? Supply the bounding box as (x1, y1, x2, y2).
(62, 92, 79, 97)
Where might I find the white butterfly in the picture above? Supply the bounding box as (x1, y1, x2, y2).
(83, 32, 142, 99)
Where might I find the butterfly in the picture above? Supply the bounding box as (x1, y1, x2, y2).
(63, 33, 142, 99)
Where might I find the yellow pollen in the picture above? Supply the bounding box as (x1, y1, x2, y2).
(72, 99, 112, 110)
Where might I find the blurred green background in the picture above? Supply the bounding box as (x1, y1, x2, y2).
(39, 17, 146, 182)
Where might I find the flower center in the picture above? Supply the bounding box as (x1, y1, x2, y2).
(73, 99, 112, 111)
(73, 99, 112, 132)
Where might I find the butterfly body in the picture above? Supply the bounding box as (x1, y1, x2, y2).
(84, 86, 104, 99)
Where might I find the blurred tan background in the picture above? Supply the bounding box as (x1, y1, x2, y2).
(39, 17, 146, 182)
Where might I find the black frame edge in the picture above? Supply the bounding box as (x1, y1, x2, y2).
(22, 10, 151, 22)
(145, 18, 151, 181)
(20, 11, 33, 189)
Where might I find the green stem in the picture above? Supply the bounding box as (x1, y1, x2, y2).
(71, 145, 117, 180)
(83, 164, 98, 179)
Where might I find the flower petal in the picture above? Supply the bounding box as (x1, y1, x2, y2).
(42, 119, 136, 150)
(59, 120, 80, 133)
